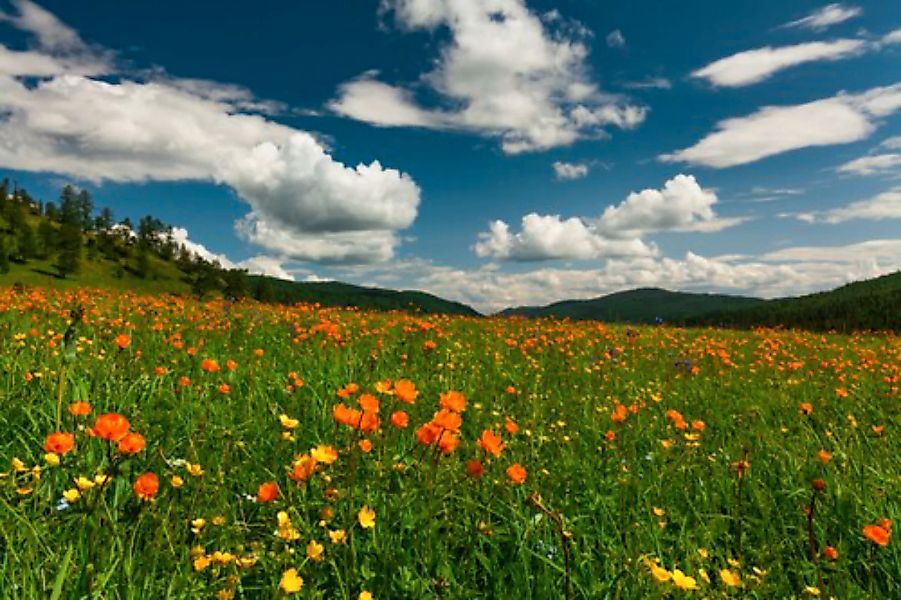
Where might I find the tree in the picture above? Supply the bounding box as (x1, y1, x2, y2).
(223, 269, 250, 300)
(37, 220, 56, 258)
(77, 189, 94, 231)
(44, 201, 59, 222)
(95, 207, 114, 232)
(16, 222, 37, 260)
(0, 238, 10, 274)
(56, 224, 82, 278)
(59, 185, 81, 227)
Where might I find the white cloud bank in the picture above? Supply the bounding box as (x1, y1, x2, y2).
(330, 0, 646, 153)
(661, 84, 901, 168)
(474, 174, 744, 261)
(0, 1, 419, 264)
(795, 187, 901, 223)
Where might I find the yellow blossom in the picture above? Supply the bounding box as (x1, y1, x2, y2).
(186, 463, 204, 477)
(62, 488, 80, 503)
(671, 569, 698, 591)
(358, 505, 376, 529)
(171, 475, 185, 488)
(720, 569, 742, 587)
(311, 445, 339, 465)
(329, 529, 347, 544)
(75, 476, 95, 491)
(306, 540, 324, 562)
(279, 414, 299, 429)
(645, 559, 671, 582)
(193, 555, 211, 572)
(280, 568, 303, 594)
(44, 452, 60, 466)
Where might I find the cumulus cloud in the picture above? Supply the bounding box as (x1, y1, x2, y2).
(795, 187, 901, 223)
(0, 1, 420, 264)
(474, 174, 743, 262)
(330, 0, 646, 153)
(661, 84, 901, 168)
(552, 161, 589, 180)
(474, 214, 656, 261)
(837, 153, 901, 175)
(781, 3, 862, 31)
(692, 40, 866, 87)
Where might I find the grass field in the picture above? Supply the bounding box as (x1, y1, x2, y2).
(0, 286, 897, 598)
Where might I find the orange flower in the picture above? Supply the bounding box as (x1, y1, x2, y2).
(437, 432, 459, 455)
(257, 481, 279, 502)
(358, 439, 373, 453)
(817, 449, 831, 464)
(200, 358, 220, 373)
(611, 403, 627, 424)
(605, 430, 616, 442)
(226, 359, 237, 372)
(691, 420, 706, 432)
(466, 459, 485, 478)
(218, 383, 231, 394)
(178, 376, 191, 388)
(44, 432, 75, 455)
(133, 472, 159, 500)
(90, 413, 130, 442)
(289, 455, 318, 483)
(439, 391, 466, 412)
(68, 402, 91, 416)
(394, 379, 418, 404)
(415, 422, 442, 446)
(115, 334, 130, 349)
(505, 386, 517, 395)
(477, 430, 505, 458)
(799, 402, 813, 415)
(433, 409, 462, 432)
(358, 394, 380, 413)
(823, 546, 838, 561)
(336, 383, 359, 398)
(390, 410, 409, 429)
(505, 417, 519, 436)
(117, 432, 146, 454)
(506, 463, 527, 485)
(359, 411, 380, 434)
(863, 523, 891, 546)
(254, 348, 265, 357)
(423, 340, 437, 351)
(154, 366, 167, 376)
(333, 403, 361, 428)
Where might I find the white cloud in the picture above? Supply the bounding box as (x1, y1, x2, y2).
(837, 153, 901, 175)
(661, 84, 901, 168)
(881, 136, 901, 150)
(237, 255, 295, 281)
(474, 214, 656, 261)
(692, 40, 866, 87)
(762, 238, 901, 263)
(596, 174, 745, 235)
(474, 174, 743, 262)
(883, 29, 901, 45)
(552, 161, 589, 180)
(606, 29, 625, 48)
(781, 3, 862, 31)
(0, 2, 420, 265)
(330, 0, 646, 153)
(795, 187, 901, 223)
(169, 227, 294, 280)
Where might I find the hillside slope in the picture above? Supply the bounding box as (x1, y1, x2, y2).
(500, 288, 763, 323)
(689, 271, 901, 331)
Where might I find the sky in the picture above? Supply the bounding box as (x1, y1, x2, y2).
(0, 0, 899, 313)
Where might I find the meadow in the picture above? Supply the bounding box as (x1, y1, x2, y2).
(0, 286, 897, 599)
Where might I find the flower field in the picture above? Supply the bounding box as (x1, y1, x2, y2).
(0, 286, 897, 598)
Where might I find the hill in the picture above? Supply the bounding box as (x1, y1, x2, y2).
(500, 287, 763, 323)
(0, 179, 480, 316)
(249, 276, 480, 316)
(689, 271, 901, 331)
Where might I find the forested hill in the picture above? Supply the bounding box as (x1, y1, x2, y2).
(500, 288, 763, 323)
(0, 179, 480, 316)
(687, 272, 901, 331)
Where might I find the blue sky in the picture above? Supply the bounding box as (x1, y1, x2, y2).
(1, 0, 899, 312)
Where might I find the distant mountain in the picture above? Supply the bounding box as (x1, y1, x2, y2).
(499, 288, 763, 323)
(688, 271, 901, 331)
(248, 276, 481, 317)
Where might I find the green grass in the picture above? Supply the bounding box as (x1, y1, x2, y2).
(0, 285, 897, 598)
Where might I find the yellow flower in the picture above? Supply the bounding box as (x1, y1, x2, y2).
(236, 555, 258, 569)
(329, 529, 347, 544)
(279, 414, 299, 429)
(311, 445, 339, 465)
(75, 476, 96, 491)
(193, 555, 211, 572)
(671, 569, 698, 591)
(280, 568, 304, 594)
(62, 488, 80, 503)
(696, 548, 709, 559)
(211, 551, 235, 565)
(186, 463, 204, 477)
(698, 568, 710, 584)
(191, 518, 206, 534)
(11, 457, 27, 472)
(645, 559, 671, 583)
(358, 505, 376, 529)
(93, 473, 111, 486)
(171, 475, 185, 488)
(804, 586, 821, 596)
(212, 515, 226, 526)
(720, 569, 742, 587)
(359, 592, 374, 600)
(652, 507, 666, 517)
(44, 452, 60, 466)
(306, 540, 324, 562)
